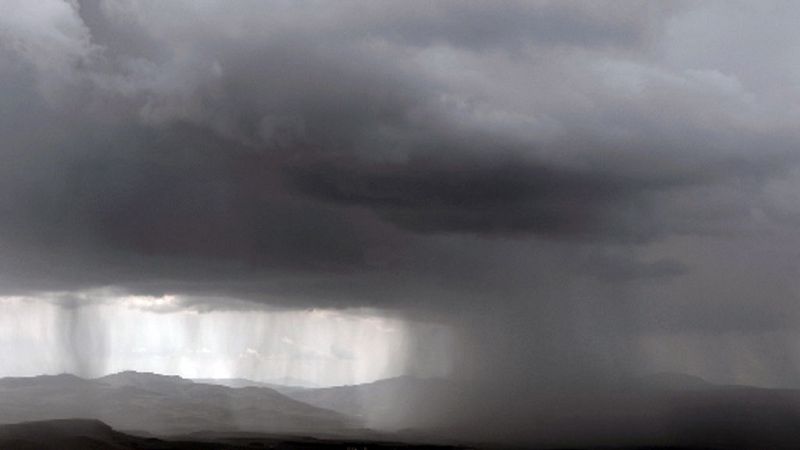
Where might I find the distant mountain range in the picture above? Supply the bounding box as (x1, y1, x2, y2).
(5, 371, 800, 448)
(0, 371, 355, 435)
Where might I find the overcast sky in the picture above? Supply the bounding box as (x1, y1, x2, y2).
(4, 0, 800, 395)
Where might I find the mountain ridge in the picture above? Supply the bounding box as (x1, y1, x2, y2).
(0, 371, 358, 435)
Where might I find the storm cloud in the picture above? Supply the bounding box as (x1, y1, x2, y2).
(4, 0, 800, 441)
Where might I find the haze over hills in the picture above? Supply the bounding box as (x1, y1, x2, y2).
(193, 377, 311, 395)
(630, 372, 714, 391)
(288, 373, 800, 448)
(288, 376, 459, 430)
(286, 373, 717, 430)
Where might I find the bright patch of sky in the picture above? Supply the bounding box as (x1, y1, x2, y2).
(0, 293, 453, 386)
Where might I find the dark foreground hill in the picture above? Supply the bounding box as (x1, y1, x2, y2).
(0, 371, 355, 435)
(0, 419, 470, 450)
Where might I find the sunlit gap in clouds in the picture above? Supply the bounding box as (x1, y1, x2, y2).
(0, 292, 454, 386)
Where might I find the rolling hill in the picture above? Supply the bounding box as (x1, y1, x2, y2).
(0, 371, 356, 435)
(0, 418, 468, 450)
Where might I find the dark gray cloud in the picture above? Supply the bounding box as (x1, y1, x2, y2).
(3, 0, 800, 441)
(318, 1, 665, 51)
(1, 0, 796, 323)
(289, 154, 665, 238)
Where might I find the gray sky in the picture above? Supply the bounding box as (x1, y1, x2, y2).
(3, 0, 800, 401)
